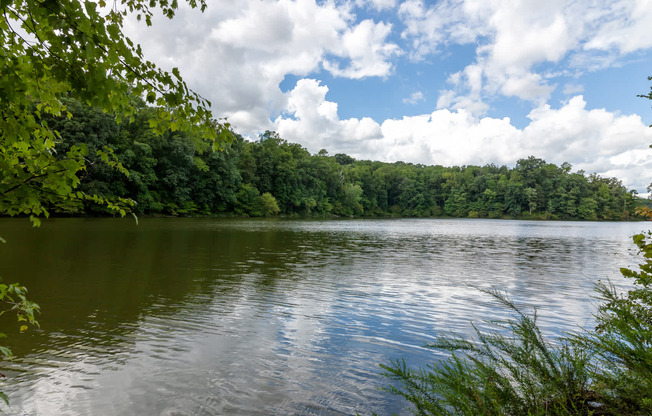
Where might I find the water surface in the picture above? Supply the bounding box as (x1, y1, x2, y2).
(0, 218, 648, 415)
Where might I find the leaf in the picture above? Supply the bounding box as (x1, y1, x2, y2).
(0, 346, 12, 359)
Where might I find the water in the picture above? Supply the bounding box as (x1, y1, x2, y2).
(0, 218, 648, 415)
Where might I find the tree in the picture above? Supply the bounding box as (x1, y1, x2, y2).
(577, 197, 598, 220)
(1, 0, 231, 223)
(522, 187, 538, 215)
(505, 180, 525, 217)
(339, 182, 364, 216)
(234, 184, 263, 217)
(260, 192, 280, 217)
(444, 189, 468, 217)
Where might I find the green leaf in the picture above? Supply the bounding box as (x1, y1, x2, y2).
(0, 346, 12, 359)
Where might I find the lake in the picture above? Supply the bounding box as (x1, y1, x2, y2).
(0, 218, 648, 415)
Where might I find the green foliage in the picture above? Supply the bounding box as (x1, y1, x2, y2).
(0, 281, 39, 340)
(235, 184, 264, 217)
(0, 278, 39, 406)
(444, 189, 469, 217)
(0, 0, 229, 223)
(337, 183, 364, 216)
(381, 289, 595, 416)
(260, 192, 280, 217)
(4, 94, 643, 221)
(233, 185, 280, 217)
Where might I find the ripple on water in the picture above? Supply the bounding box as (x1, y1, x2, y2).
(0, 218, 647, 415)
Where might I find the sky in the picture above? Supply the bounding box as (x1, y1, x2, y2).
(125, 0, 652, 194)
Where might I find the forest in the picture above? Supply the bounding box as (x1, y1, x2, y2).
(42, 98, 644, 221)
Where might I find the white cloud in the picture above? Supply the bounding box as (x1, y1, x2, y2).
(522, 96, 647, 160)
(398, 0, 490, 59)
(275, 79, 383, 155)
(498, 71, 555, 102)
(379, 109, 521, 166)
(486, 8, 573, 69)
(438, 64, 489, 114)
(584, 0, 652, 54)
(323, 19, 401, 79)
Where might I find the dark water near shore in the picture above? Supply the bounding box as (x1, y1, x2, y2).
(0, 218, 648, 415)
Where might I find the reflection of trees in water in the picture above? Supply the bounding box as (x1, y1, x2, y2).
(0, 219, 244, 358)
(0, 219, 360, 359)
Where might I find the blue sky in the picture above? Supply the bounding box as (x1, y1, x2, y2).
(126, 0, 652, 193)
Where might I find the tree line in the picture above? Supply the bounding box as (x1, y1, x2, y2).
(43, 98, 644, 221)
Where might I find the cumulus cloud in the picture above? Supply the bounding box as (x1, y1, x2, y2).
(437, 64, 489, 113)
(275, 79, 383, 156)
(323, 19, 401, 79)
(519, 96, 652, 192)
